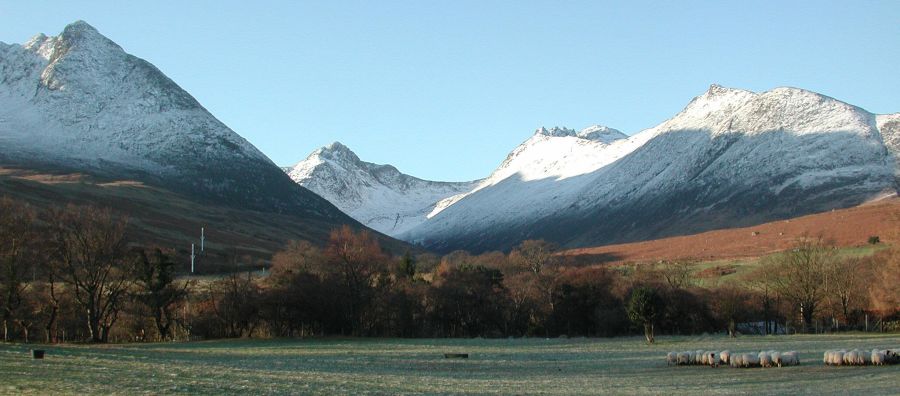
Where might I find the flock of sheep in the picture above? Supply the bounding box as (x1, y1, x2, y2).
(666, 350, 798, 368)
(667, 348, 900, 368)
(823, 349, 900, 366)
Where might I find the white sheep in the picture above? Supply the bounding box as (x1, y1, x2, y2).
(871, 349, 885, 366)
(730, 353, 743, 368)
(835, 350, 846, 366)
(677, 351, 691, 365)
(781, 351, 799, 366)
(771, 351, 782, 367)
(856, 349, 865, 365)
(742, 353, 759, 368)
(667, 352, 677, 366)
(695, 350, 704, 365)
(758, 351, 772, 368)
(720, 350, 731, 365)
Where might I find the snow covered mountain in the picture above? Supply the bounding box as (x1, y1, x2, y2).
(286, 142, 479, 236)
(877, 113, 900, 168)
(0, 21, 346, 221)
(404, 85, 899, 252)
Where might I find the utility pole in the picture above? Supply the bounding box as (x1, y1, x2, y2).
(200, 227, 205, 253)
(191, 243, 195, 274)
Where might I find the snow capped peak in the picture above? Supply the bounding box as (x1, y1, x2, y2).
(535, 126, 576, 137)
(0, 21, 328, 216)
(312, 141, 361, 164)
(61, 20, 101, 38)
(678, 84, 757, 118)
(407, 85, 897, 252)
(22, 21, 122, 63)
(534, 125, 626, 143)
(23, 33, 48, 49)
(577, 125, 627, 143)
(286, 143, 479, 236)
(704, 83, 747, 97)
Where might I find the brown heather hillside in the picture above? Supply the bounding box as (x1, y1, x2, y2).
(561, 197, 900, 264)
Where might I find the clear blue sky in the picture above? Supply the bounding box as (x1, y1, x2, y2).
(1, 1, 897, 181)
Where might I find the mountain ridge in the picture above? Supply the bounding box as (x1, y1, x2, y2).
(286, 141, 480, 236)
(401, 84, 898, 252)
(0, 20, 351, 222)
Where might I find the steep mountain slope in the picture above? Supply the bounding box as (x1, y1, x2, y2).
(426, 125, 632, 220)
(287, 142, 479, 236)
(0, 21, 346, 222)
(406, 85, 898, 252)
(877, 113, 900, 169)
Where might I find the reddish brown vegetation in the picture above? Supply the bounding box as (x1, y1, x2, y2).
(562, 198, 900, 264)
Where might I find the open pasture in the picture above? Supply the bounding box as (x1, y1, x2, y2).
(1, 334, 899, 395)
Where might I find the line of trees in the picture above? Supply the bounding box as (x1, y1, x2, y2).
(1, 198, 191, 343)
(1, 195, 898, 343)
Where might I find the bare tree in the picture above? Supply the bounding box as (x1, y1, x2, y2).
(745, 263, 780, 335)
(712, 286, 752, 337)
(134, 247, 190, 341)
(269, 240, 323, 281)
(323, 225, 388, 335)
(0, 197, 37, 342)
(826, 257, 868, 328)
(768, 239, 834, 333)
(867, 247, 900, 314)
(511, 240, 557, 275)
(656, 260, 695, 290)
(209, 272, 260, 338)
(49, 205, 134, 342)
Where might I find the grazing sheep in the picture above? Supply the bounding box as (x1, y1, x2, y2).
(667, 352, 677, 366)
(871, 349, 885, 366)
(730, 353, 743, 368)
(758, 351, 772, 368)
(847, 349, 864, 366)
(695, 350, 704, 365)
(781, 351, 799, 366)
(742, 353, 759, 368)
(720, 350, 731, 365)
(886, 350, 900, 364)
(771, 351, 782, 367)
(707, 352, 719, 368)
(852, 349, 862, 365)
(843, 350, 852, 365)
(834, 350, 845, 366)
(677, 352, 691, 366)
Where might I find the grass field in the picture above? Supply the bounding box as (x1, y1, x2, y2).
(2, 334, 899, 395)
